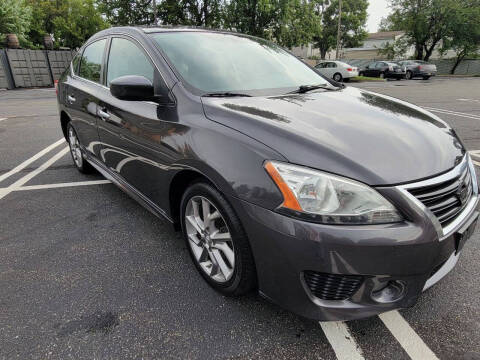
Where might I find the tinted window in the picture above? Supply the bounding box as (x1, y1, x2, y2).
(327, 62, 337, 68)
(150, 32, 328, 93)
(107, 38, 154, 86)
(78, 39, 107, 83)
(316, 63, 326, 68)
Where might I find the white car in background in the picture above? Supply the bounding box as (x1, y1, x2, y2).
(314, 60, 359, 82)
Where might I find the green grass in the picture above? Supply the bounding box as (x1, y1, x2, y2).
(349, 76, 386, 82)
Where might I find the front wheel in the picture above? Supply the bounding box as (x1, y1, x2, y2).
(405, 71, 413, 80)
(180, 181, 257, 296)
(67, 123, 94, 173)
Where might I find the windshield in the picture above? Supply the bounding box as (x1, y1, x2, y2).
(149, 32, 328, 94)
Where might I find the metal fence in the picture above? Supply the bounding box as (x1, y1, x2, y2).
(0, 49, 75, 89)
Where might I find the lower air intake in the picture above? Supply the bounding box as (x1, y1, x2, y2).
(304, 271, 363, 301)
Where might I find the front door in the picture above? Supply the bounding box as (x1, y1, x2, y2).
(96, 36, 177, 207)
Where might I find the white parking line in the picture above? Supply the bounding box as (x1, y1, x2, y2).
(0, 138, 65, 183)
(473, 160, 480, 167)
(0, 117, 7, 122)
(0, 147, 69, 200)
(2, 180, 112, 192)
(320, 321, 365, 360)
(379, 311, 438, 360)
(423, 107, 480, 120)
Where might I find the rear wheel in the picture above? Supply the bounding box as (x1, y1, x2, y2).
(405, 71, 413, 80)
(180, 181, 256, 296)
(333, 72, 343, 82)
(67, 123, 94, 173)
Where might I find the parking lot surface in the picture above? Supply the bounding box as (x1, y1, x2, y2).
(1, 77, 480, 359)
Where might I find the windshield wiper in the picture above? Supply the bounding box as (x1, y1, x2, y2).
(289, 83, 343, 94)
(202, 92, 252, 97)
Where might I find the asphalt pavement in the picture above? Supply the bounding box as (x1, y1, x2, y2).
(1, 77, 479, 359)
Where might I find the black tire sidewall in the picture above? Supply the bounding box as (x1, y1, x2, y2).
(180, 181, 255, 296)
(333, 73, 342, 82)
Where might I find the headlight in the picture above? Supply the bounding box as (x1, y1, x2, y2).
(264, 161, 403, 224)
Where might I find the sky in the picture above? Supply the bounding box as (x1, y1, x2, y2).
(367, 0, 390, 33)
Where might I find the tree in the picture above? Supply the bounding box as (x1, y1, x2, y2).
(53, 0, 109, 49)
(224, 0, 286, 39)
(381, 0, 458, 61)
(158, 0, 225, 28)
(98, 0, 155, 25)
(273, 0, 322, 48)
(440, 0, 480, 73)
(312, 0, 368, 59)
(0, 0, 32, 46)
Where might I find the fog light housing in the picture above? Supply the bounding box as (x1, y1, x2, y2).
(371, 280, 406, 303)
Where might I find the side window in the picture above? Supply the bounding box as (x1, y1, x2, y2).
(316, 63, 325, 68)
(78, 39, 107, 83)
(71, 53, 81, 75)
(107, 37, 154, 87)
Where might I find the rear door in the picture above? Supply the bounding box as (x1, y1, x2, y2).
(364, 62, 376, 77)
(66, 38, 108, 158)
(96, 36, 175, 205)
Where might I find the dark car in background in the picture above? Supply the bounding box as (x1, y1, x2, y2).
(398, 60, 437, 80)
(359, 61, 406, 79)
(57, 27, 478, 322)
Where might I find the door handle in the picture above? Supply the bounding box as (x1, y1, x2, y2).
(67, 95, 76, 104)
(98, 108, 111, 121)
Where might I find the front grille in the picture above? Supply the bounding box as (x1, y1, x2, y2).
(303, 271, 363, 301)
(408, 166, 473, 227)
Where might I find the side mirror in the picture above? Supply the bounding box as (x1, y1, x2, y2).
(110, 75, 155, 101)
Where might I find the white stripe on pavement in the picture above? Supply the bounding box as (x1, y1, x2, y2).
(0, 117, 7, 122)
(423, 107, 480, 120)
(379, 311, 438, 360)
(0, 147, 69, 200)
(320, 321, 365, 360)
(473, 160, 480, 167)
(3, 180, 112, 192)
(0, 138, 65, 183)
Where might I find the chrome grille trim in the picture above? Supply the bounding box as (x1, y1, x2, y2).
(396, 154, 479, 239)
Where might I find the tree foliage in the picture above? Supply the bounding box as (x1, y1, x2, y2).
(381, 0, 460, 61)
(98, 0, 154, 25)
(0, 0, 32, 46)
(312, 0, 368, 59)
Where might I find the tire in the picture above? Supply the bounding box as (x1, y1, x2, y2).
(180, 181, 257, 296)
(343, 78, 350, 83)
(422, 76, 430, 80)
(406, 71, 413, 80)
(379, 72, 385, 79)
(67, 122, 94, 174)
(333, 72, 343, 82)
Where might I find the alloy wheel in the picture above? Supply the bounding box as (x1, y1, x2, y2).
(68, 126, 83, 168)
(185, 196, 235, 283)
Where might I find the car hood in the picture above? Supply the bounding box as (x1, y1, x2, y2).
(201, 87, 465, 185)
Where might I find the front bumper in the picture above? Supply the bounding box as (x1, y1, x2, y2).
(229, 159, 479, 321)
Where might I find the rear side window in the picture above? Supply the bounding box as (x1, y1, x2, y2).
(106, 38, 154, 87)
(71, 54, 81, 74)
(78, 39, 107, 83)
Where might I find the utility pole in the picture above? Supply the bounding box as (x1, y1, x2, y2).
(152, 0, 158, 25)
(335, 0, 342, 60)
